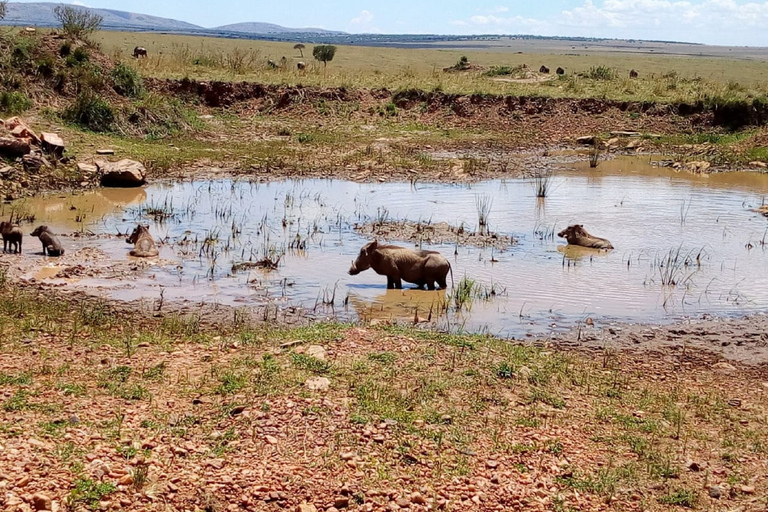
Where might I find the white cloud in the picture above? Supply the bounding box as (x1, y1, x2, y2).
(71, 0, 89, 5)
(349, 9, 381, 33)
(451, 0, 768, 45)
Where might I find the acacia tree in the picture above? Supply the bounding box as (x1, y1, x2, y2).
(54, 5, 103, 39)
(293, 43, 305, 58)
(312, 45, 336, 74)
(0, 1, 7, 20)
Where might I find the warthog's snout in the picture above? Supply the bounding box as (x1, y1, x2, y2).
(557, 229, 566, 238)
(348, 261, 360, 275)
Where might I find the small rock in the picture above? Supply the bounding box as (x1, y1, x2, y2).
(395, 498, 410, 507)
(229, 405, 246, 416)
(297, 504, 318, 512)
(77, 163, 98, 174)
(334, 497, 349, 509)
(306, 345, 327, 360)
(410, 492, 426, 505)
(749, 161, 767, 168)
(118, 474, 133, 486)
(727, 398, 742, 408)
(713, 362, 736, 372)
(687, 461, 701, 472)
(708, 485, 722, 499)
(96, 149, 115, 155)
(339, 451, 356, 460)
(98, 159, 146, 187)
(372, 434, 385, 443)
(305, 376, 330, 392)
(265, 435, 278, 445)
(486, 460, 499, 469)
(440, 414, 452, 424)
(32, 493, 52, 511)
(740, 485, 755, 494)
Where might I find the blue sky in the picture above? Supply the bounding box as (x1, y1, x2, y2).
(16, 0, 768, 45)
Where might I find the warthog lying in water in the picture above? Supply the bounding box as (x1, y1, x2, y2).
(0, 221, 22, 253)
(31, 225, 64, 256)
(126, 224, 159, 257)
(348, 240, 453, 290)
(557, 224, 614, 250)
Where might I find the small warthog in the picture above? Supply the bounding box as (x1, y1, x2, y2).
(126, 224, 159, 257)
(31, 225, 64, 256)
(133, 46, 148, 58)
(557, 224, 614, 250)
(348, 240, 453, 290)
(0, 221, 22, 254)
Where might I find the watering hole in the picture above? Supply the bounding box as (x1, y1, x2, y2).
(6, 155, 768, 337)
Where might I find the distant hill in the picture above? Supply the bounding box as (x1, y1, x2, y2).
(214, 22, 342, 35)
(1, 2, 203, 31)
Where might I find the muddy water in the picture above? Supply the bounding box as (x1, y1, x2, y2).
(10, 156, 768, 336)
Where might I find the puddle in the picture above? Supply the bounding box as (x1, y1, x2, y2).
(7, 155, 768, 337)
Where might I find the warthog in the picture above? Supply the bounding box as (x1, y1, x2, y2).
(348, 240, 453, 290)
(268, 59, 278, 69)
(629, 69, 638, 79)
(557, 224, 614, 250)
(126, 224, 159, 257)
(0, 221, 22, 254)
(133, 46, 148, 58)
(539, 65, 550, 73)
(556, 67, 565, 75)
(31, 225, 64, 256)
(297, 61, 306, 70)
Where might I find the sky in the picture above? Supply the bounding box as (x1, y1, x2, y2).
(14, 0, 768, 46)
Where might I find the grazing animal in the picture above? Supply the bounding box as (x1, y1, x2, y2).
(629, 69, 638, 79)
(348, 240, 452, 290)
(539, 65, 550, 74)
(297, 61, 306, 70)
(126, 224, 159, 257)
(268, 59, 278, 69)
(30, 226, 65, 256)
(0, 221, 22, 254)
(556, 67, 565, 75)
(133, 46, 148, 58)
(557, 225, 614, 250)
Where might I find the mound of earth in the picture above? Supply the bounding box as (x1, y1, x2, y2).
(354, 220, 516, 250)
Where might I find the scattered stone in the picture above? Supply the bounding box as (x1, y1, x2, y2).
(440, 414, 452, 424)
(686, 461, 701, 472)
(32, 493, 52, 511)
(96, 149, 115, 155)
(749, 161, 767, 168)
(22, 153, 51, 173)
(229, 405, 247, 416)
(298, 504, 318, 512)
(98, 159, 147, 187)
(0, 136, 31, 157)
(713, 362, 736, 372)
(727, 398, 742, 408)
(306, 345, 327, 360)
(740, 485, 755, 495)
(339, 451, 356, 460)
(77, 162, 98, 174)
(306, 376, 331, 391)
(683, 160, 711, 174)
(265, 435, 278, 445)
(486, 460, 499, 469)
(708, 485, 722, 499)
(410, 492, 426, 505)
(334, 497, 349, 509)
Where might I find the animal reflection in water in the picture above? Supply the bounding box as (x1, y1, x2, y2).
(557, 244, 612, 261)
(347, 288, 448, 324)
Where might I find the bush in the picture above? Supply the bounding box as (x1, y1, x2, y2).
(36, 56, 56, 78)
(66, 46, 89, 67)
(0, 91, 32, 115)
(111, 62, 144, 97)
(125, 94, 198, 139)
(54, 6, 103, 39)
(63, 91, 114, 132)
(586, 66, 616, 81)
(59, 41, 72, 57)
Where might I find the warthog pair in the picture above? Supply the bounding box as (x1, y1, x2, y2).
(348, 240, 453, 290)
(1, 223, 66, 256)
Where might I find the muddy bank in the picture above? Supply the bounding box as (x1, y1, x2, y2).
(354, 220, 516, 250)
(147, 78, 767, 130)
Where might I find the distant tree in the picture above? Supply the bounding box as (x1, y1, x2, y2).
(312, 45, 336, 74)
(54, 5, 103, 39)
(293, 43, 305, 58)
(0, 1, 7, 20)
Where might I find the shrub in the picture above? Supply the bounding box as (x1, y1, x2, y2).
(59, 41, 72, 57)
(54, 6, 103, 39)
(66, 46, 89, 67)
(0, 91, 32, 115)
(125, 94, 198, 139)
(110, 62, 144, 97)
(36, 55, 56, 78)
(63, 91, 114, 132)
(586, 66, 616, 80)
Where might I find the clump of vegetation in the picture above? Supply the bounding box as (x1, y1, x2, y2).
(54, 5, 103, 40)
(586, 65, 616, 80)
(68, 478, 116, 510)
(62, 91, 115, 132)
(110, 62, 144, 97)
(313, 45, 337, 72)
(484, 64, 526, 77)
(0, 91, 32, 115)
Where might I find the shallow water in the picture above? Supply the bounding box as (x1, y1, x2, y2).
(10, 156, 768, 336)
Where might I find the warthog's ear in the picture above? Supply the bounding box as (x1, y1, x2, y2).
(369, 239, 378, 250)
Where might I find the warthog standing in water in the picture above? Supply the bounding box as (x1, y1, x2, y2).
(539, 65, 550, 73)
(0, 221, 22, 254)
(133, 46, 148, 58)
(126, 224, 159, 257)
(31, 226, 65, 256)
(348, 240, 453, 290)
(557, 225, 614, 250)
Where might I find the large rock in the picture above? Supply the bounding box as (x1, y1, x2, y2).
(41, 132, 65, 159)
(22, 153, 51, 173)
(98, 159, 147, 187)
(0, 136, 31, 157)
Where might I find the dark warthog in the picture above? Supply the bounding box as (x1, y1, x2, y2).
(556, 67, 565, 75)
(0, 221, 22, 254)
(348, 240, 453, 290)
(31, 225, 65, 256)
(557, 224, 614, 250)
(133, 46, 148, 58)
(539, 65, 550, 73)
(126, 224, 159, 257)
(629, 69, 638, 78)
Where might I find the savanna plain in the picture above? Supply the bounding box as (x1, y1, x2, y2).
(0, 22, 767, 512)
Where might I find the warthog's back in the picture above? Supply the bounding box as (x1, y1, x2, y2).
(130, 234, 159, 257)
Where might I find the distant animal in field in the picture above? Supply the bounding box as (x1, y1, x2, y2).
(539, 65, 550, 74)
(297, 61, 306, 70)
(348, 240, 452, 290)
(557, 224, 614, 250)
(268, 60, 278, 69)
(0, 221, 22, 254)
(629, 69, 638, 79)
(31, 226, 64, 256)
(126, 224, 159, 257)
(556, 67, 565, 75)
(133, 46, 148, 58)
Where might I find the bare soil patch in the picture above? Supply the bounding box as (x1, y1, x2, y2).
(354, 220, 516, 250)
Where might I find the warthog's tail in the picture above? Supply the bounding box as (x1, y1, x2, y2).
(448, 262, 455, 290)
